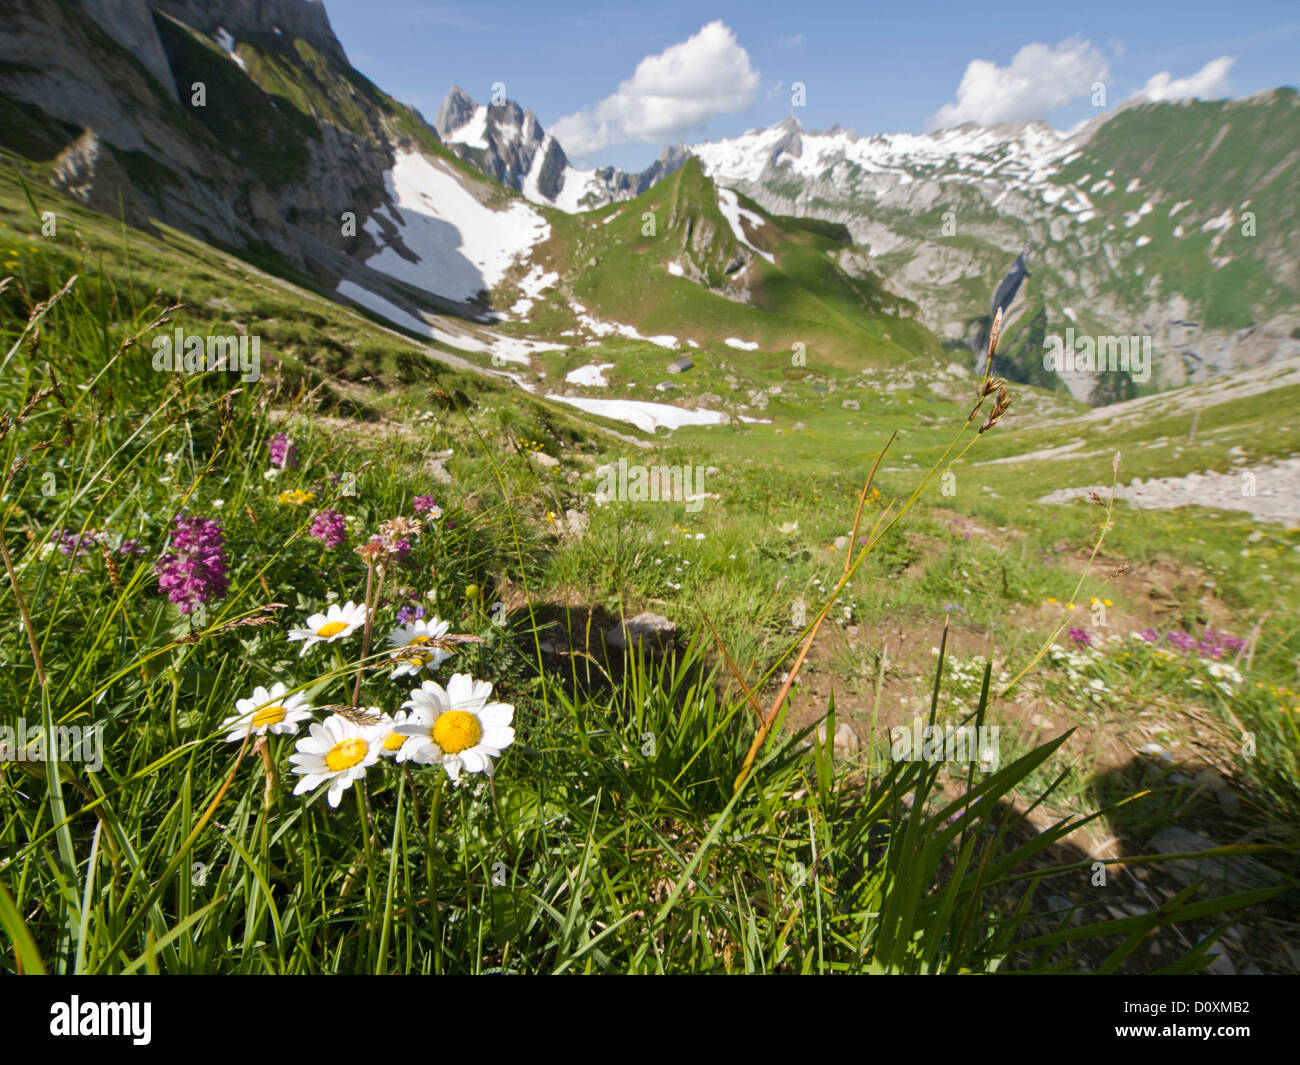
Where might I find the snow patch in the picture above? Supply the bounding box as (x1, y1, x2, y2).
(445, 106, 489, 150)
(1200, 209, 1233, 232)
(725, 337, 759, 351)
(716, 187, 775, 264)
(565, 363, 614, 387)
(213, 27, 246, 71)
(363, 150, 550, 304)
(548, 397, 728, 433)
(336, 280, 563, 366)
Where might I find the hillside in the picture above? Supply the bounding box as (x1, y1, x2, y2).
(690, 92, 1300, 400)
(1, 1, 1298, 978)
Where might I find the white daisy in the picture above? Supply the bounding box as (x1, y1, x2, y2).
(289, 713, 385, 807)
(376, 709, 422, 762)
(287, 600, 367, 656)
(219, 682, 313, 743)
(386, 617, 452, 677)
(395, 673, 515, 782)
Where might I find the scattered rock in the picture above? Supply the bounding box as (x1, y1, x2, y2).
(1045, 894, 1083, 925)
(813, 721, 859, 761)
(563, 508, 588, 538)
(531, 451, 559, 468)
(606, 612, 676, 653)
(1193, 768, 1226, 791)
(1202, 943, 1236, 975)
(1146, 827, 1281, 892)
(1216, 789, 1242, 816)
(426, 449, 454, 484)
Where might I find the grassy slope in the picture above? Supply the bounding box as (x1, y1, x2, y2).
(515, 159, 944, 379)
(1, 48, 1298, 972)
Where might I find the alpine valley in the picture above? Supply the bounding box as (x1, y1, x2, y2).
(2, 0, 1299, 976)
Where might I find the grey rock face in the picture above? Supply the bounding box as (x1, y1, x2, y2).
(153, 0, 349, 66)
(77, 0, 176, 100)
(2, 0, 394, 284)
(434, 86, 477, 139)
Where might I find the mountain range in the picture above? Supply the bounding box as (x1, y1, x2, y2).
(1, 0, 1296, 407)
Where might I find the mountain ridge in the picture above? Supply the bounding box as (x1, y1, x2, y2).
(433, 85, 690, 212)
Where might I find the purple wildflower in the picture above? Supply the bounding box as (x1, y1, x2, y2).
(268, 432, 299, 470)
(413, 495, 442, 518)
(56, 528, 101, 556)
(397, 603, 426, 626)
(118, 538, 145, 556)
(1067, 627, 1092, 646)
(1166, 630, 1196, 652)
(309, 509, 347, 548)
(1204, 628, 1244, 653)
(153, 514, 229, 614)
(1138, 628, 1159, 643)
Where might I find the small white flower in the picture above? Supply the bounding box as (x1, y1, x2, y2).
(212, 498, 225, 509)
(220, 682, 313, 743)
(263, 467, 282, 481)
(290, 713, 385, 807)
(386, 617, 452, 677)
(376, 709, 422, 762)
(287, 600, 367, 655)
(396, 674, 515, 782)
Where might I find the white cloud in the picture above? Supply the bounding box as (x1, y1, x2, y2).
(1133, 56, 1235, 102)
(551, 21, 759, 156)
(930, 37, 1110, 129)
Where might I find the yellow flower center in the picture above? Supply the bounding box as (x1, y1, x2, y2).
(317, 620, 348, 638)
(325, 737, 368, 772)
(383, 731, 408, 751)
(432, 710, 481, 755)
(252, 705, 286, 728)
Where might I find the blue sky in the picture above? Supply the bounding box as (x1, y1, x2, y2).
(322, 0, 1299, 172)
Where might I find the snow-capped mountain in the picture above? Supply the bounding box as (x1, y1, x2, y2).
(434, 87, 688, 212)
(687, 95, 1300, 398)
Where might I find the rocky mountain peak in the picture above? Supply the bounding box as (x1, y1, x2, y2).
(434, 85, 477, 137)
